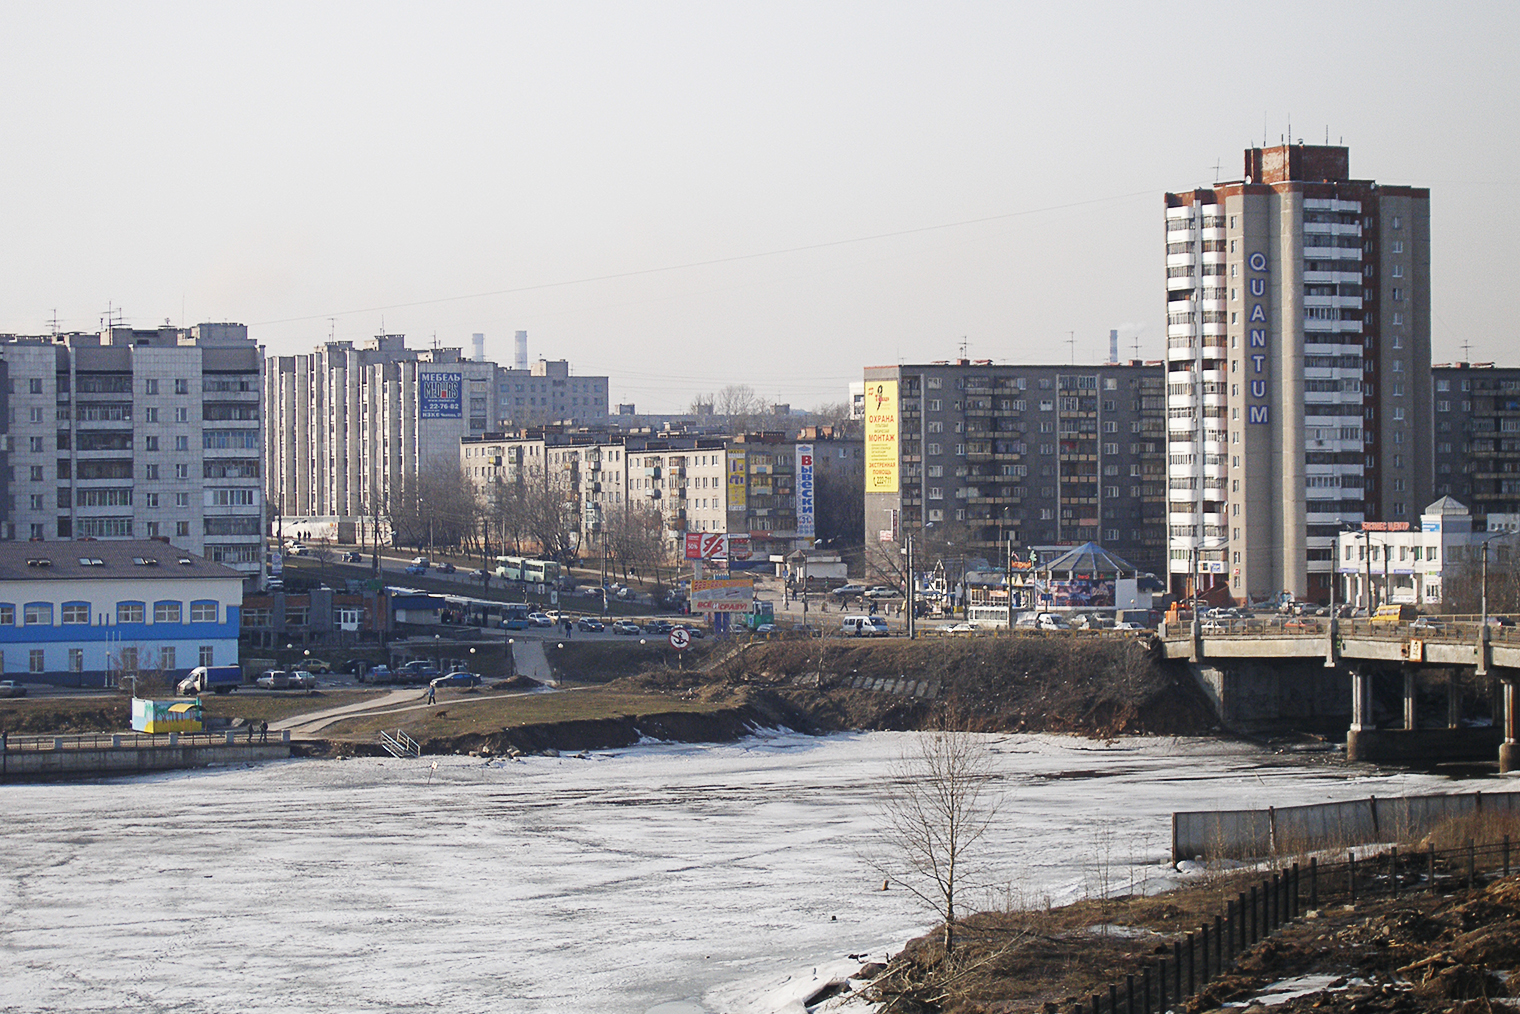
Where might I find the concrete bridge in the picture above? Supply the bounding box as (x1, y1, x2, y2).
(1158, 615, 1520, 771)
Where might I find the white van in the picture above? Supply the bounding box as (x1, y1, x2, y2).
(841, 615, 890, 637)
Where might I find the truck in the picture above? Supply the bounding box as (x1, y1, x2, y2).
(176, 665, 244, 696)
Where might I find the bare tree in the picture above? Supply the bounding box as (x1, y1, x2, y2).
(870, 721, 1002, 961)
(604, 503, 667, 586)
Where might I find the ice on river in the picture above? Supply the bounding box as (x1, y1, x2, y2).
(0, 730, 1491, 1013)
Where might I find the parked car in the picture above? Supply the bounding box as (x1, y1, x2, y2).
(1409, 616, 1446, 632)
(344, 551, 364, 563)
(672, 623, 705, 639)
(527, 612, 555, 628)
(832, 583, 868, 600)
(864, 586, 899, 599)
(430, 672, 481, 688)
(339, 658, 373, 675)
(942, 622, 978, 634)
(0, 680, 26, 698)
(438, 562, 456, 574)
(411, 557, 430, 567)
(611, 619, 642, 635)
(841, 615, 891, 637)
(404, 564, 427, 575)
(576, 617, 605, 632)
(397, 661, 440, 684)
(644, 619, 674, 635)
(357, 665, 395, 684)
(301, 658, 333, 674)
(288, 670, 316, 690)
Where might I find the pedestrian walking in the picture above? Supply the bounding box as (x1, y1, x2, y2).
(426, 684, 436, 705)
(259, 721, 268, 743)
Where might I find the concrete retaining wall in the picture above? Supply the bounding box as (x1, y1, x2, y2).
(1173, 789, 1520, 861)
(1347, 727, 1504, 764)
(1, 742, 292, 781)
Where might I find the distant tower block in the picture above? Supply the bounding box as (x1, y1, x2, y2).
(1109, 329, 1119, 364)
(471, 333, 486, 362)
(514, 330, 528, 369)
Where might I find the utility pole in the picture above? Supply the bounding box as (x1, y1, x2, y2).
(1005, 535, 1015, 632)
(905, 533, 916, 640)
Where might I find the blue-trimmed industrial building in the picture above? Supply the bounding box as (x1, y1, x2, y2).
(0, 541, 243, 688)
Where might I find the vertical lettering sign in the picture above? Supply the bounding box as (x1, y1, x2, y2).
(419, 371, 463, 419)
(864, 380, 900, 493)
(795, 443, 815, 538)
(1246, 251, 1269, 424)
(726, 450, 747, 512)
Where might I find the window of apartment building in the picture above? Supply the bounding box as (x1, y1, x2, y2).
(175, 464, 189, 479)
(1039, 400, 1054, 411)
(199, 646, 215, 667)
(927, 443, 941, 456)
(144, 464, 159, 480)
(927, 509, 944, 522)
(117, 602, 144, 623)
(175, 435, 189, 451)
(29, 465, 43, 481)
(144, 436, 159, 451)
(927, 399, 941, 411)
(144, 379, 158, 395)
(174, 378, 189, 395)
(927, 421, 942, 433)
(61, 602, 89, 624)
(955, 444, 965, 456)
(67, 648, 83, 672)
(1103, 443, 1119, 455)
(28, 407, 42, 424)
(1103, 421, 1118, 433)
(27, 378, 42, 394)
(174, 407, 189, 423)
(1105, 529, 1119, 542)
(30, 649, 44, 673)
(159, 647, 176, 671)
(191, 601, 218, 623)
(24, 603, 51, 625)
(928, 488, 943, 500)
(154, 601, 181, 624)
(927, 465, 943, 477)
(174, 492, 189, 507)
(1104, 486, 1119, 498)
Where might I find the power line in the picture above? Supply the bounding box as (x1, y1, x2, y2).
(250, 188, 1158, 327)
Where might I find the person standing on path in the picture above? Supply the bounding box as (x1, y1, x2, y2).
(259, 721, 268, 743)
(426, 683, 436, 705)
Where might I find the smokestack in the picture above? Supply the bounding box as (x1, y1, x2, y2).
(471, 333, 485, 362)
(514, 330, 528, 370)
(1109, 329, 1118, 365)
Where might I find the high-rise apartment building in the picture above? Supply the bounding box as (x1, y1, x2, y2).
(266, 335, 608, 522)
(1432, 363, 1520, 528)
(0, 323, 264, 580)
(862, 360, 1166, 574)
(1164, 144, 1431, 603)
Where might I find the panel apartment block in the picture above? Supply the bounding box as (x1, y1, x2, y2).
(1432, 363, 1520, 527)
(862, 360, 1166, 573)
(1164, 144, 1431, 603)
(0, 324, 264, 580)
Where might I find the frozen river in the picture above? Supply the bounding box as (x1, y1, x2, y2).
(0, 731, 1492, 1014)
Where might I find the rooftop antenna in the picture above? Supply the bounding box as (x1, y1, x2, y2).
(328, 318, 336, 342)
(1131, 332, 1143, 361)
(958, 336, 969, 360)
(1213, 158, 1222, 183)
(1067, 331, 1076, 365)
(1325, 125, 1330, 144)
(48, 309, 58, 336)
(1462, 338, 1474, 363)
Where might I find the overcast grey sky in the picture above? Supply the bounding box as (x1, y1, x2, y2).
(1, 2, 1515, 412)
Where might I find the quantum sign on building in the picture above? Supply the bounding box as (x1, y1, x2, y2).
(864, 380, 899, 493)
(795, 443, 815, 538)
(419, 372, 463, 419)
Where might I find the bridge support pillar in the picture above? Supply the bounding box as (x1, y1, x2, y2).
(1501, 679, 1519, 775)
(1350, 667, 1372, 733)
(1448, 672, 1462, 729)
(1403, 669, 1418, 731)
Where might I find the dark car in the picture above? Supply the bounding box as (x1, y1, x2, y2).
(397, 661, 441, 684)
(344, 551, 364, 563)
(430, 672, 481, 688)
(672, 623, 706, 639)
(438, 562, 456, 574)
(644, 619, 673, 635)
(339, 658, 373, 675)
(576, 617, 605, 632)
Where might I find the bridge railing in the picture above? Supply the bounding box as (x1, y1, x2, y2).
(1171, 614, 1520, 642)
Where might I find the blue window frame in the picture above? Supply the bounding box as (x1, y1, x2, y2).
(190, 600, 218, 623)
(117, 601, 145, 624)
(0, 604, 14, 625)
(61, 601, 90, 624)
(153, 601, 182, 624)
(23, 602, 52, 625)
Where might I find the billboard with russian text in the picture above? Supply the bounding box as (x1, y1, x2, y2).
(795, 443, 815, 538)
(419, 371, 463, 419)
(691, 577, 754, 613)
(864, 380, 899, 493)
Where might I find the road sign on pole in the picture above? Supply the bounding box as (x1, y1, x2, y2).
(669, 628, 691, 650)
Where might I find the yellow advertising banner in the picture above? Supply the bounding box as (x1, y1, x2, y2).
(726, 450, 747, 511)
(864, 379, 900, 493)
